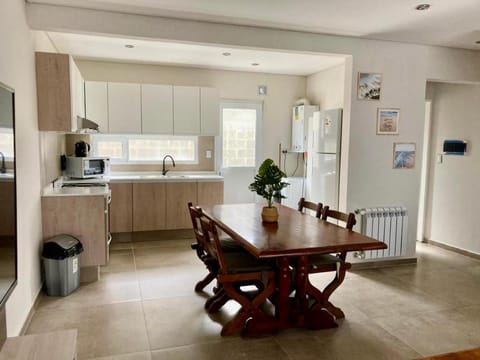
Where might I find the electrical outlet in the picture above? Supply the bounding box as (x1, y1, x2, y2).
(206, 150, 212, 159)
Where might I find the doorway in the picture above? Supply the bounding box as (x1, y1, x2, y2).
(217, 101, 263, 204)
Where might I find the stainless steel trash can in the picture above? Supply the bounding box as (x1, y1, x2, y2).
(42, 235, 84, 296)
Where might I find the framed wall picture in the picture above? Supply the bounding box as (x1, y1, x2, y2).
(357, 72, 382, 100)
(393, 142, 416, 169)
(377, 108, 400, 135)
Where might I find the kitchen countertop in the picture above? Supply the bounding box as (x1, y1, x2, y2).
(108, 172, 224, 183)
(0, 172, 14, 182)
(42, 184, 111, 197)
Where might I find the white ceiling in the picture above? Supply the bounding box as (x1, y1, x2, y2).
(29, 0, 480, 50)
(31, 0, 480, 75)
(47, 32, 347, 76)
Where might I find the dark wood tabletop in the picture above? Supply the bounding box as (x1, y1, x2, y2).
(202, 203, 387, 258)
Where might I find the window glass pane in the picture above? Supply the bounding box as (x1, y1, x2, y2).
(91, 134, 197, 163)
(222, 109, 256, 167)
(0, 128, 14, 158)
(128, 139, 195, 161)
(96, 141, 123, 159)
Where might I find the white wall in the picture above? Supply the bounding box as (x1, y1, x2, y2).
(26, 3, 480, 260)
(306, 64, 346, 110)
(306, 63, 349, 211)
(0, 0, 43, 335)
(76, 60, 307, 163)
(424, 82, 480, 255)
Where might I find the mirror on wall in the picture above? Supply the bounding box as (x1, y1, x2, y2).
(0, 82, 17, 306)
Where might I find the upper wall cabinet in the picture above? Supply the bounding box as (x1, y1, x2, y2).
(85, 81, 109, 133)
(173, 86, 200, 135)
(35, 52, 84, 132)
(108, 83, 141, 134)
(200, 87, 220, 135)
(141, 84, 173, 134)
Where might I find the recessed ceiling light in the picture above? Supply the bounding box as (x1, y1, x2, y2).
(415, 4, 430, 10)
(222, 52, 231, 56)
(125, 44, 135, 49)
(251, 63, 260, 66)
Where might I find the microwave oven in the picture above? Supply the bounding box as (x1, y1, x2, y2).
(65, 156, 110, 179)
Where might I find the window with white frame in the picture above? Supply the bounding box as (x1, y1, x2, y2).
(0, 128, 14, 160)
(92, 134, 198, 164)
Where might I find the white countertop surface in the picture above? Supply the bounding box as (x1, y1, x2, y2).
(42, 184, 111, 197)
(0, 171, 14, 182)
(108, 171, 223, 182)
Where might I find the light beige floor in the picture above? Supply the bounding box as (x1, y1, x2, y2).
(26, 240, 480, 360)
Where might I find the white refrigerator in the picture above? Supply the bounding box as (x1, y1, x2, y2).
(305, 108, 342, 210)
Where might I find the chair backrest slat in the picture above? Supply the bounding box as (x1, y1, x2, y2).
(321, 205, 356, 230)
(200, 217, 228, 274)
(298, 197, 322, 218)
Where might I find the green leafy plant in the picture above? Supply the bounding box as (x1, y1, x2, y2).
(249, 158, 289, 208)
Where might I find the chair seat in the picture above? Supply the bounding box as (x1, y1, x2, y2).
(220, 237, 244, 252)
(224, 252, 273, 274)
(308, 254, 341, 269)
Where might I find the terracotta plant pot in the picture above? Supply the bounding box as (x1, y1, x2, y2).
(262, 206, 279, 223)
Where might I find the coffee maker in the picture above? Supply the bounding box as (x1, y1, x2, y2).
(74, 141, 90, 157)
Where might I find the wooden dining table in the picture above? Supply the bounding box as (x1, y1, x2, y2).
(202, 203, 387, 334)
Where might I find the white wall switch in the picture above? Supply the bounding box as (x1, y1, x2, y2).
(206, 150, 212, 159)
(436, 154, 443, 164)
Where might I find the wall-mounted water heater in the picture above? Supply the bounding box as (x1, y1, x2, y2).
(443, 140, 467, 155)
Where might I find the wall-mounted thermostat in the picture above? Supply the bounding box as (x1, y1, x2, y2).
(443, 140, 467, 155)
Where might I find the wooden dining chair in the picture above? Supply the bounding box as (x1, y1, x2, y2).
(188, 202, 244, 292)
(306, 205, 356, 319)
(297, 197, 322, 218)
(200, 217, 276, 336)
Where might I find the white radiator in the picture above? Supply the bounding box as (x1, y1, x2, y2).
(355, 207, 408, 259)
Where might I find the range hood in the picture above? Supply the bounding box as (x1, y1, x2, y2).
(76, 116, 99, 133)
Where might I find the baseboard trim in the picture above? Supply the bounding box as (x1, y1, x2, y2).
(19, 286, 43, 336)
(423, 239, 480, 260)
(350, 257, 417, 270)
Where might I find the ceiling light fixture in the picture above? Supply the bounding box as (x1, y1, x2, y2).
(125, 44, 135, 49)
(475, 40, 480, 44)
(415, 4, 430, 10)
(251, 63, 260, 66)
(222, 52, 231, 56)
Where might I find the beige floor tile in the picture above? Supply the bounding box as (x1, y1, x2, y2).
(133, 247, 198, 269)
(143, 295, 236, 349)
(151, 338, 289, 360)
(274, 321, 421, 360)
(37, 272, 141, 311)
(27, 301, 150, 359)
(101, 250, 136, 273)
(132, 239, 193, 249)
(137, 264, 207, 300)
(91, 351, 152, 360)
(373, 306, 480, 357)
(109, 242, 134, 251)
(91, 302, 150, 358)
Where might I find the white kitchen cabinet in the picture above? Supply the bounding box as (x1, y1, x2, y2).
(108, 82, 141, 134)
(141, 84, 173, 134)
(85, 81, 109, 132)
(200, 87, 220, 135)
(173, 86, 200, 135)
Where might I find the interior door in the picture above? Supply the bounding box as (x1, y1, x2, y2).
(217, 101, 263, 204)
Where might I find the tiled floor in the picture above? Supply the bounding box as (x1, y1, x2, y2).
(26, 240, 480, 359)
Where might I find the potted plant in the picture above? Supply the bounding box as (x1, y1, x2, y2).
(249, 158, 289, 222)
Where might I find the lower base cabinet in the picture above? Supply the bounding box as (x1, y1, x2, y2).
(42, 195, 108, 267)
(110, 180, 224, 232)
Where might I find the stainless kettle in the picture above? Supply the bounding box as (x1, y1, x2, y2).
(75, 141, 90, 157)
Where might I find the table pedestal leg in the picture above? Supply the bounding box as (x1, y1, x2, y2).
(276, 256, 291, 329)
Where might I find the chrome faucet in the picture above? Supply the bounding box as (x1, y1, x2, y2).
(162, 155, 176, 175)
(0, 151, 5, 174)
